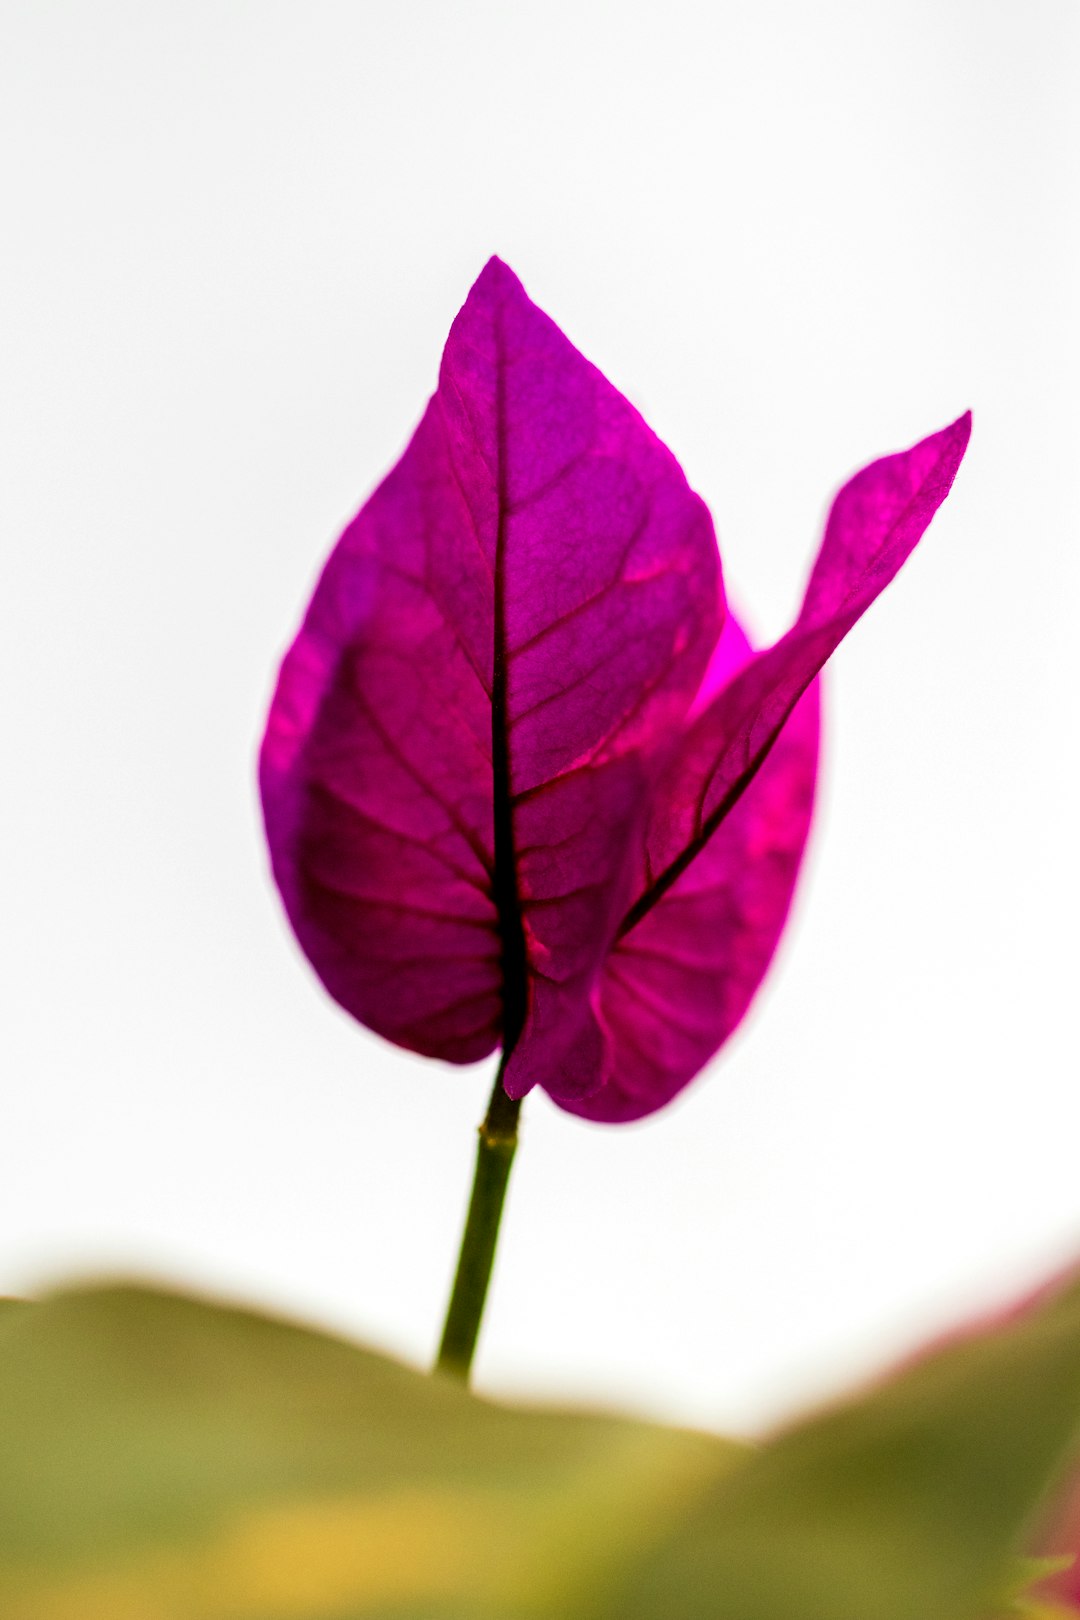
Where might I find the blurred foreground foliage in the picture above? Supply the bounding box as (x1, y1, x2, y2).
(0, 1279, 1078, 1619)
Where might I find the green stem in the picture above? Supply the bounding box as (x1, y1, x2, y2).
(436, 1058, 521, 1381)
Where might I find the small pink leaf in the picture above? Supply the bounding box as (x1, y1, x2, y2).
(635, 413, 972, 917)
(563, 614, 819, 1122)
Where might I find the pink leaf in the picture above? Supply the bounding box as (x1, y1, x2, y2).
(552, 415, 971, 1119)
(261, 261, 969, 1123)
(633, 413, 972, 921)
(562, 614, 819, 1122)
(260, 259, 721, 1074)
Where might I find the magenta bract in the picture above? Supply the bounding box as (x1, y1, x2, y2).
(260, 259, 969, 1121)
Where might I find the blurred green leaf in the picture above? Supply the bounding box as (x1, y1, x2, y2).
(606, 1274, 1080, 1620)
(1, 1276, 1079, 1619)
(0, 1283, 740, 1618)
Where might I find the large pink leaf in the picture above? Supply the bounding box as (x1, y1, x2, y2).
(260, 259, 721, 1072)
(553, 415, 971, 1119)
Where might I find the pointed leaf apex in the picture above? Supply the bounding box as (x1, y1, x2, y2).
(473, 254, 524, 296)
(946, 407, 973, 455)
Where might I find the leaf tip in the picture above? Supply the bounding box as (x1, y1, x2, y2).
(934, 407, 973, 491)
(474, 254, 525, 297)
(951, 407, 973, 450)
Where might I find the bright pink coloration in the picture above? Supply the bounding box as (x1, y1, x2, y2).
(563, 616, 820, 1123)
(260, 258, 970, 1120)
(558, 410, 972, 1117)
(261, 258, 719, 1076)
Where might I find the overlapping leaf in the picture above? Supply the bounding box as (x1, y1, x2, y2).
(568, 410, 971, 1118)
(0, 1284, 737, 1619)
(565, 615, 820, 1121)
(2, 1273, 1080, 1619)
(261, 260, 970, 1117)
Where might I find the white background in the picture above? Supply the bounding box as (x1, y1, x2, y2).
(1, 0, 1077, 1435)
